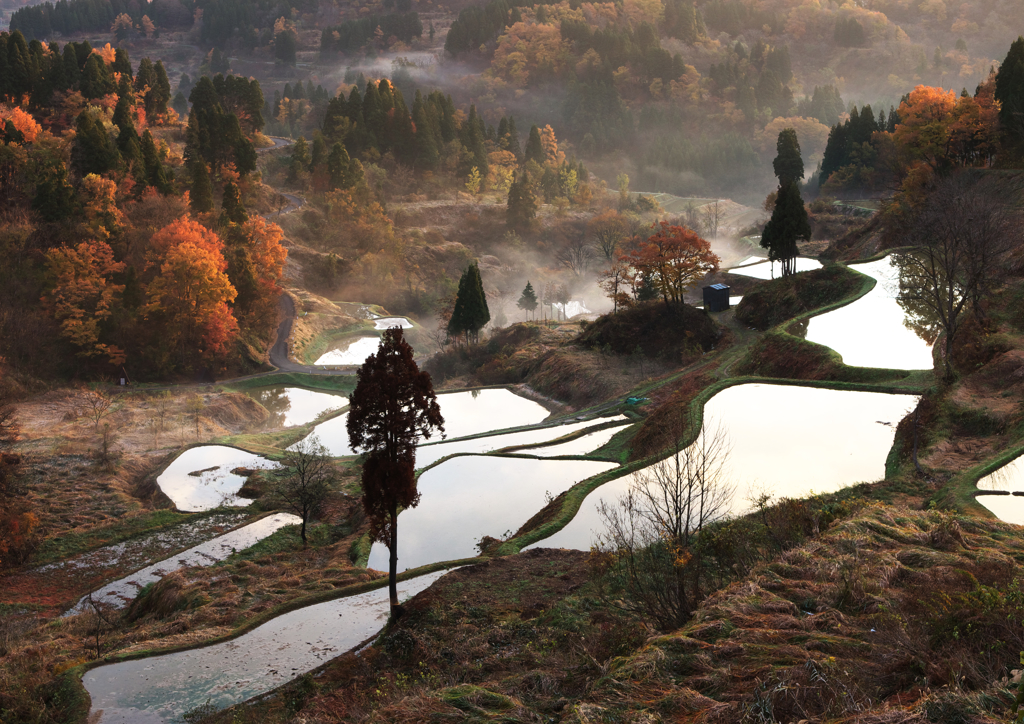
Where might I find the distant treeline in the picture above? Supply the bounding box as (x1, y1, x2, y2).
(10, 0, 314, 44)
(320, 12, 422, 55)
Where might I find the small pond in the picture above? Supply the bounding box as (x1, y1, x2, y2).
(67, 513, 301, 615)
(414, 415, 627, 468)
(157, 446, 278, 512)
(730, 257, 822, 279)
(82, 570, 450, 723)
(245, 386, 347, 427)
(314, 337, 380, 366)
(373, 317, 413, 329)
(299, 389, 550, 457)
(530, 383, 917, 551)
(975, 455, 1024, 524)
(366, 456, 616, 572)
(804, 256, 934, 369)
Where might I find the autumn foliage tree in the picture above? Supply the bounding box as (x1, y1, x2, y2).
(144, 217, 238, 369)
(619, 223, 720, 306)
(347, 328, 445, 614)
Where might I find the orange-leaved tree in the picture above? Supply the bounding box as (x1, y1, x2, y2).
(619, 222, 720, 306)
(44, 240, 127, 365)
(347, 328, 444, 615)
(144, 217, 238, 367)
(893, 85, 957, 168)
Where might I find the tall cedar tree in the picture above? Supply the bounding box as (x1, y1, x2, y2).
(507, 173, 537, 232)
(448, 263, 490, 345)
(525, 125, 544, 165)
(772, 128, 804, 184)
(517, 280, 538, 319)
(760, 180, 810, 276)
(347, 328, 444, 613)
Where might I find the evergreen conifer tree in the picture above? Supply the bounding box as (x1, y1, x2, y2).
(221, 179, 247, 224)
(32, 160, 76, 222)
(189, 159, 214, 213)
(72, 111, 118, 176)
(327, 142, 352, 190)
(525, 125, 544, 165)
(517, 281, 538, 320)
(289, 136, 311, 182)
(507, 173, 538, 232)
(772, 128, 804, 184)
(995, 36, 1024, 156)
(760, 180, 810, 277)
(141, 130, 172, 193)
(448, 263, 490, 345)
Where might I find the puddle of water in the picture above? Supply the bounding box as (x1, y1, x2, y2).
(67, 514, 301, 615)
(373, 317, 413, 329)
(245, 386, 347, 427)
(530, 384, 917, 551)
(157, 447, 279, 512)
(975, 456, 1024, 524)
(414, 416, 626, 468)
(83, 570, 449, 723)
(300, 389, 550, 457)
(315, 337, 380, 366)
(526, 423, 628, 458)
(805, 257, 934, 369)
(367, 456, 616, 572)
(730, 257, 822, 279)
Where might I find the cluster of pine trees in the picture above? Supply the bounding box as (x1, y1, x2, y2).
(707, 40, 794, 120)
(320, 12, 423, 55)
(818, 103, 896, 189)
(0, 33, 169, 117)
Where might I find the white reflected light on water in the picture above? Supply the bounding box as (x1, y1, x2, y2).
(246, 386, 347, 427)
(530, 384, 917, 551)
(315, 337, 380, 366)
(83, 570, 450, 723)
(299, 389, 550, 457)
(805, 257, 934, 369)
(975, 455, 1024, 524)
(367, 456, 616, 571)
(731, 257, 822, 279)
(156, 446, 278, 512)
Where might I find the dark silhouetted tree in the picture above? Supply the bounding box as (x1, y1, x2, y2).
(347, 328, 445, 614)
(518, 280, 538, 320)
(448, 263, 490, 345)
(760, 180, 809, 276)
(772, 128, 803, 184)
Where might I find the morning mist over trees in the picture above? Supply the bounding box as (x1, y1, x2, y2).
(3, 0, 1024, 721)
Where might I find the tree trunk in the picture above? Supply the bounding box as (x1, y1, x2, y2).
(388, 504, 399, 613)
(300, 514, 307, 546)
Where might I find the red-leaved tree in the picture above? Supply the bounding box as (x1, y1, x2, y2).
(347, 328, 445, 613)
(619, 222, 720, 306)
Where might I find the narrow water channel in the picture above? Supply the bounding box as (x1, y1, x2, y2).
(67, 514, 301, 615)
(83, 570, 450, 723)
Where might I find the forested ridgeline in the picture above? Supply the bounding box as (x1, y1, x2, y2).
(0, 33, 285, 380)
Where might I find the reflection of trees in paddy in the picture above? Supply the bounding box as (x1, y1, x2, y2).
(252, 388, 291, 428)
(891, 253, 945, 346)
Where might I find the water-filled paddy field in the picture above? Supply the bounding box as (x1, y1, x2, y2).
(245, 386, 348, 427)
(530, 383, 918, 551)
(83, 570, 451, 723)
(156, 446, 279, 512)
(975, 454, 1024, 524)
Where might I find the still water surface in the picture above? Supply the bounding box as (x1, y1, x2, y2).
(245, 386, 347, 427)
(805, 257, 934, 369)
(975, 455, 1024, 524)
(731, 257, 822, 279)
(299, 389, 550, 457)
(367, 456, 616, 571)
(532, 384, 917, 551)
(83, 570, 450, 723)
(315, 337, 380, 366)
(157, 447, 278, 512)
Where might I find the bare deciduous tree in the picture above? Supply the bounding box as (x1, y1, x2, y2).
(275, 435, 335, 546)
(895, 172, 1022, 380)
(597, 420, 733, 629)
(557, 232, 594, 278)
(700, 200, 723, 239)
